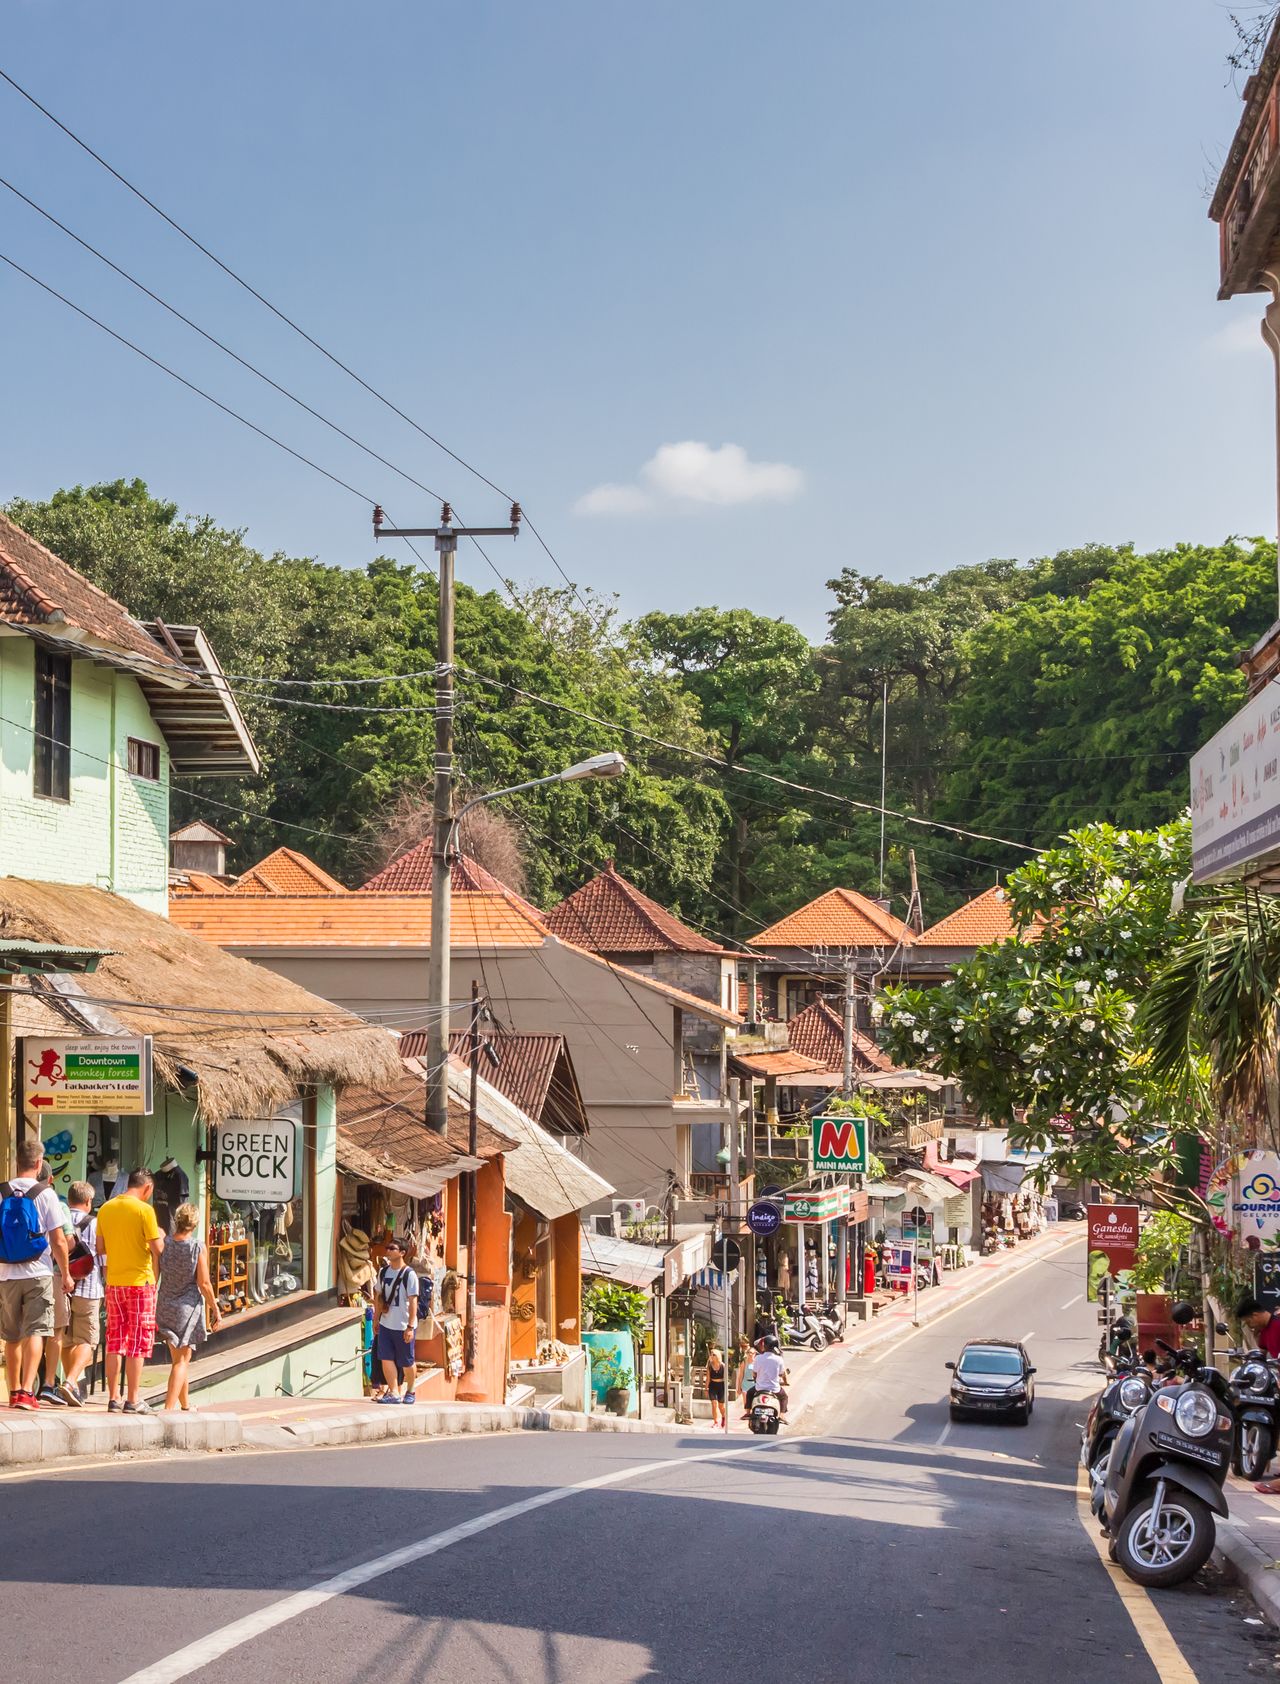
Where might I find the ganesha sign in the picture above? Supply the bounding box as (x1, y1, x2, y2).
(1086, 1203, 1139, 1304)
(1207, 1150, 1280, 1249)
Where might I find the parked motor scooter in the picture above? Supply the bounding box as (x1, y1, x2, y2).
(1081, 1355, 1151, 1492)
(1098, 1303, 1236, 1588)
(749, 1389, 781, 1435)
(808, 1299, 845, 1344)
(1228, 1348, 1280, 1481)
(779, 1303, 828, 1351)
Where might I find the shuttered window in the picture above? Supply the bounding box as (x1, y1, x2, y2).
(34, 649, 71, 801)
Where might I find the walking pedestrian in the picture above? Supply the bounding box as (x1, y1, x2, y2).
(37, 1171, 75, 1406)
(95, 1169, 164, 1413)
(707, 1344, 727, 1428)
(156, 1204, 221, 1411)
(58, 1181, 103, 1406)
(372, 1237, 419, 1403)
(737, 1335, 755, 1420)
(0, 1137, 71, 1410)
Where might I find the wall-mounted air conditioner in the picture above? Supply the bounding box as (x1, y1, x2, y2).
(611, 1197, 646, 1226)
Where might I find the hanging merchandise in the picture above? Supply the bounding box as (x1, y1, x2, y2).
(440, 1313, 464, 1378)
(337, 1222, 374, 1301)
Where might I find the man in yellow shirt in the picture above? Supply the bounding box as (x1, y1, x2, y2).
(95, 1169, 164, 1413)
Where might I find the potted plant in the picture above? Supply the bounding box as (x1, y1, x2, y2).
(605, 1364, 635, 1416)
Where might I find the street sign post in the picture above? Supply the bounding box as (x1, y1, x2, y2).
(22, 1035, 153, 1117)
(711, 1235, 742, 1274)
(810, 1113, 868, 1174)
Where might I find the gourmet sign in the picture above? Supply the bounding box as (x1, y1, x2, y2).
(1207, 1149, 1280, 1249)
(215, 1120, 298, 1202)
(1086, 1202, 1139, 1304)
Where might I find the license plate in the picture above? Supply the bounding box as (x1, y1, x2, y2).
(1150, 1432, 1223, 1466)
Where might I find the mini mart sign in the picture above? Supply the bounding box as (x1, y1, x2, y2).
(811, 1113, 868, 1174)
(22, 1035, 153, 1116)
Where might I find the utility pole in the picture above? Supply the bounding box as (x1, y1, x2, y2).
(878, 677, 889, 898)
(728, 1077, 742, 1345)
(842, 958, 856, 1099)
(907, 849, 924, 934)
(465, 979, 483, 1370)
(373, 502, 520, 1132)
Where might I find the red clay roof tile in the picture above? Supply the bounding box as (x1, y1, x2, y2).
(749, 888, 914, 951)
(545, 861, 724, 954)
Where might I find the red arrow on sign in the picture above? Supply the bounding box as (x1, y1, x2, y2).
(27, 1095, 53, 1108)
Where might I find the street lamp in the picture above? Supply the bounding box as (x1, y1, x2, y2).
(447, 751, 627, 854)
(423, 750, 627, 1133)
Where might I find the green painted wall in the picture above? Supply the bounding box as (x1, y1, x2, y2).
(0, 636, 170, 912)
(173, 1315, 365, 1405)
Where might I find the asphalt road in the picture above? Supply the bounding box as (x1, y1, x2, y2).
(3, 1237, 1273, 1683)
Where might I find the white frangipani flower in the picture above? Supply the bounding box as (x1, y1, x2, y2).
(1015, 1006, 1034, 1025)
(1080, 1017, 1096, 1032)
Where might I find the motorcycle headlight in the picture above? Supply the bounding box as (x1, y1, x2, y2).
(1173, 1390, 1217, 1439)
(1118, 1378, 1149, 1412)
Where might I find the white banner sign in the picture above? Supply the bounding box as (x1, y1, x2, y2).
(215, 1120, 297, 1202)
(1191, 678, 1280, 882)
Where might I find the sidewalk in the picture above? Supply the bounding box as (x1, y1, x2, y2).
(1215, 1476, 1280, 1625)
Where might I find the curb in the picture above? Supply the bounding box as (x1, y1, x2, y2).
(1214, 1520, 1280, 1625)
(0, 1397, 720, 1469)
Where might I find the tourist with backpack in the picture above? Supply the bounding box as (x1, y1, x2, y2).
(0, 1137, 72, 1410)
(372, 1236, 419, 1404)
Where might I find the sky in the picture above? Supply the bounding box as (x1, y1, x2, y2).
(0, 1, 1274, 637)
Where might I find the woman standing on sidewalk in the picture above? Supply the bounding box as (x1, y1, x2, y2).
(707, 1345, 727, 1427)
(156, 1205, 220, 1411)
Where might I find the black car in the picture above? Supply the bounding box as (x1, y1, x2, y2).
(946, 1339, 1036, 1424)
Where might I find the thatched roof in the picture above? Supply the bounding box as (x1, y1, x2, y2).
(0, 878, 403, 1123)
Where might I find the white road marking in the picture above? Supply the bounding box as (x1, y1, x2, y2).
(117, 1438, 786, 1684)
(935, 1420, 952, 1447)
(1022, 1330, 1036, 1342)
(1059, 1294, 1082, 1310)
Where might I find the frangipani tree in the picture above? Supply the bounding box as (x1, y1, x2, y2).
(878, 822, 1207, 1195)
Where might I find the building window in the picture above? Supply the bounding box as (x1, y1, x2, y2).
(127, 738, 161, 781)
(34, 649, 71, 801)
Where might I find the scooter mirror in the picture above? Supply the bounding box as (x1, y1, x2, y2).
(1170, 1301, 1198, 1326)
(1215, 1322, 1230, 1336)
(944, 1361, 955, 1370)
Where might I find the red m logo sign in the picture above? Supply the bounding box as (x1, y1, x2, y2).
(816, 1119, 856, 1159)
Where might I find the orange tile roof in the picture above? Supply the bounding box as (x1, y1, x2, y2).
(169, 870, 229, 897)
(915, 885, 1041, 948)
(749, 888, 914, 951)
(730, 1048, 833, 1079)
(545, 861, 725, 955)
(168, 890, 549, 948)
(787, 997, 895, 1072)
(0, 511, 184, 671)
(232, 847, 347, 896)
(359, 836, 543, 918)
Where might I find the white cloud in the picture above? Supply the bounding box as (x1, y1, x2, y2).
(572, 482, 652, 516)
(1207, 313, 1265, 356)
(573, 440, 804, 516)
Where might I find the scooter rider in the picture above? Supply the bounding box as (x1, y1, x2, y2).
(750, 1334, 790, 1420)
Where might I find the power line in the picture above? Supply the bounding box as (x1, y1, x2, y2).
(0, 65, 598, 620)
(0, 172, 451, 509)
(0, 249, 377, 506)
(458, 665, 1038, 854)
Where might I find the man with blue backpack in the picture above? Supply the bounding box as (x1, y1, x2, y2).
(0, 1137, 72, 1410)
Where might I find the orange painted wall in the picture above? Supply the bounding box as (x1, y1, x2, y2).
(552, 1214, 581, 1345)
(510, 1208, 539, 1362)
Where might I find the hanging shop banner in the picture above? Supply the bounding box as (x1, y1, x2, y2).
(746, 1200, 782, 1236)
(215, 1119, 298, 1202)
(22, 1035, 153, 1116)
(784, 1186, 852, 1224)
(811, 1113, 869, 1174)
(1206, 1150, 1280, 1250)
(1086, 1203, 1140, 1304)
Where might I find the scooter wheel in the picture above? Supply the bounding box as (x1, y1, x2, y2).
(1240, 1423, 1275, 1484)
(1114, 1485, 1215, 1588)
